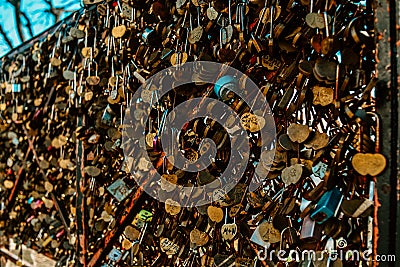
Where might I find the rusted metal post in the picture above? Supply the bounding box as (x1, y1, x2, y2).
(375, 0, 399, 265)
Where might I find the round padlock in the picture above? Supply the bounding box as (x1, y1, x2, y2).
(214, 75, 237, 101)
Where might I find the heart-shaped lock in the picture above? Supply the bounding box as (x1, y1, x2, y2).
(86, 76, 100, 86)
(160, 173, 178, 192)
(59, 159, 74, 170)
(84, 166, 101, 177)
(351, 153, 386, 176)
(111, 25, 127, 38)
(240, 112, 264, 132)
(190, 229, 209, 246)
(314, 59, 337, 83)
(165, 198, 181, 216)
(170, 51, 188, 66)
(258, 221, 281, 243)
(287, 123, 311, 143)
(3, 180, 14, 189)
(281, 163, 303, 185)
(122, 239, 132, 250)
(305, 131, 330, 150)
(160, 237, 180, 255)
(221, 223, 237, 241)
(124, 225, 140, 241)
(221, 207, 238, 241)
(50, 57, 62, 67)
(312, 86, 334, 106)
(81, 47, 99, 58)
(207, 206, 224, 223)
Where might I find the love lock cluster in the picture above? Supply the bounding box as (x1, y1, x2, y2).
(0, 0, 386, 266)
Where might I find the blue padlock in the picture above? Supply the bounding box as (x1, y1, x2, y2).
(108, 247, 122, 262)
(141, 27, 157, 46)
(12, 84, 21, 93)
(101, 104, 114, 126)
(310, 187, 343, 224)
(213, 75, 237, 101)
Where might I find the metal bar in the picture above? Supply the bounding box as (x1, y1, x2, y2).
(388, 0, 398, 264)
(6, 146, 31, 211)
(76, 114, 87, 266)
(375, 0, 399, 263)
(0, 247, 33, 267)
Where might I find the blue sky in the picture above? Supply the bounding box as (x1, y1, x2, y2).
(0, 0, 81, 56)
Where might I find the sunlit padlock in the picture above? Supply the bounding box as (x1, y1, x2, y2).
(310, 187, 343, 224)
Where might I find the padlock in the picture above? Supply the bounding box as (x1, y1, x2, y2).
(310, 187, 343, 224)
(142, 27, 159, 46)
(351, 112, 386, 177)
(214, 75, 238, 102)
(300, 214, 324, 243)
(12, 83, 22, 93)
(107, 178, 133, 202)
(0, 0, 382, 266)
(101, 104, 115, 126)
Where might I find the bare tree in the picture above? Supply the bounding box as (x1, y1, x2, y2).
(0, 0, 80, 53)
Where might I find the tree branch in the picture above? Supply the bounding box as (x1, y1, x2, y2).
(43, 0, 61, 22)
(20, 10, 34, 37)
(0, 25, 13, 49)
(5, 0, 34, 41)
(13, 0, 25, 42)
